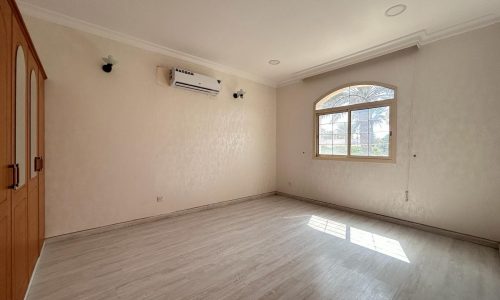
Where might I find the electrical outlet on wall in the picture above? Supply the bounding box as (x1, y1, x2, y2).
(156, 196, 164, 203)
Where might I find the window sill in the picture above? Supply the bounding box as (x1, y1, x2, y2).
(313, 155, 396, 163)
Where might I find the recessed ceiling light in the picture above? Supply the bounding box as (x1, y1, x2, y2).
(268, 59, 280, 65)
(385, 4, 407, 17)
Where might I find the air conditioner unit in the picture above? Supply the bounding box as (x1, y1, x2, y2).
(169, 68, 221, 96)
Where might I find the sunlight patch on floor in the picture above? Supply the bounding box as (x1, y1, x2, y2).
(308, 215, 347, 239)
(308, 215, 410, 263)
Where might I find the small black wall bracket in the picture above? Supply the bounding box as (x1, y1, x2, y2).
(102, 63, 113, 73)
(102, 55, 117, 73)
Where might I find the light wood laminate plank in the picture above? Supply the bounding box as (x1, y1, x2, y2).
(27, 196, 500, 300)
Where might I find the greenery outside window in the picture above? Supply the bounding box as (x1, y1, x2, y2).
(314, 83, 396, 162)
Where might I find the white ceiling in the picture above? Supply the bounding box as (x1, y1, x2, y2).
(18, 0, 500, 86)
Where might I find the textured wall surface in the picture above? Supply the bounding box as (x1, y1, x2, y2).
(277, 24, 500, 241)
(25, 17, 277, 237)
(24, 15, 500, 241)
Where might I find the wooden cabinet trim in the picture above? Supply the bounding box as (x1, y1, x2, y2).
(6, 0, 46, 79)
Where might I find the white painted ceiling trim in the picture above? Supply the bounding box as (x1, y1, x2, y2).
(280, 14, 500, 87)
(17, 1, 277, 87)
(18, 1, 500, 89)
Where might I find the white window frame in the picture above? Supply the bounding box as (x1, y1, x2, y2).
(313, 82, 397, 163)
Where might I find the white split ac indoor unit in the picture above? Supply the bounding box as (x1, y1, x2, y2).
(170, 68, 221, 96)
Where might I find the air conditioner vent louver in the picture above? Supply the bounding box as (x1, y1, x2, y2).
(170, 68, 220, 95)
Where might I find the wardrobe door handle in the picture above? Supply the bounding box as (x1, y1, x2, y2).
(35, 156, 43, 172)
(9, 164, 19, 189)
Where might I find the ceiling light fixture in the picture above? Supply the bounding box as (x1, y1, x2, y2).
(268, 59, 280, 65)
(385, 4, 407, 17)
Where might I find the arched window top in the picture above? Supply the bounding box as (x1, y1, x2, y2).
(315, 84, 395, 110)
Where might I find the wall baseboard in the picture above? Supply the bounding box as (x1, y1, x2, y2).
(47, 192, 276, 244)
(276, 191, 499, 249)
(46, 190, 499, 250)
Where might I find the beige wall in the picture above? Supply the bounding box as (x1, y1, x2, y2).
(24, 17, 277, 237)
(277, 24, 500, 241)
(25, 14, 500, 241)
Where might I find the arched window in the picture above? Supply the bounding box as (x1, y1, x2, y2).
(314, 83, 396, 161)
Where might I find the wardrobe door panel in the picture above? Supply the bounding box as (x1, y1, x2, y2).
(11, 17, 30, 300)
(0, 201, 11, 300)
(11, 199, 27, 300)
(0, 0, 11, 298)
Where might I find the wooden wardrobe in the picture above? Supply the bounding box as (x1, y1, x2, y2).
(0, 0, 46, 299)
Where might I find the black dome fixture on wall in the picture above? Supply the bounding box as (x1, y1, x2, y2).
(233, 89, 246, 99)
(102, 55, 118, 73)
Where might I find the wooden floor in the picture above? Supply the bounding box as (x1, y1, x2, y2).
(27, 196, 500, 300)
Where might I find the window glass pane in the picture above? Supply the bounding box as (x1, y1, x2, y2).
(316, 87, 350, 109)
(319, 124, 333, 135)
(332, 134, 347, 145)
(319, 134, 333, 144)
(369, 144, 389, 157)
(319, 145, 333, 155)
(351, 144, 369, 156)
(349, 85, 394, 104)
(332, 145, 348, 155)
(350, 106, 390, 157)
(318, 112, 348, 155)
(315, 85, 394, 110)
(319, 114, 333, 124)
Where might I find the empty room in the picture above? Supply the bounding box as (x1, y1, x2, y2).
(1, 0, 500, 299)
